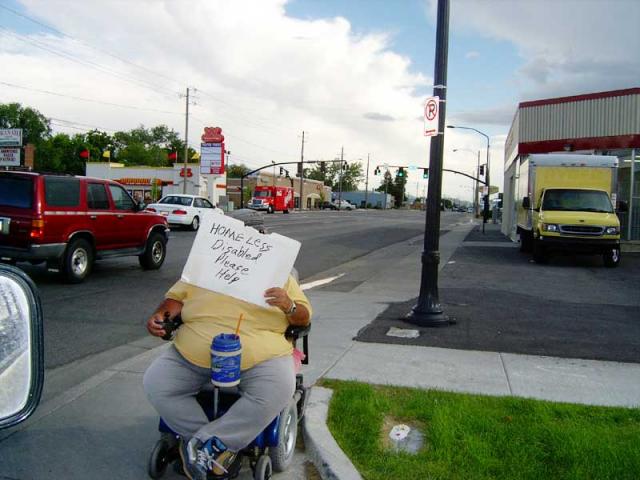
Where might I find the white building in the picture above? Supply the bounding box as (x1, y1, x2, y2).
(85, 162, 227, 206)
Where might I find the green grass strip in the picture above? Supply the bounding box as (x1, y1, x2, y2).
(322, 380, 640, 480)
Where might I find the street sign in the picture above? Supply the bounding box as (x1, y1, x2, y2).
(0, 148, 20, 166)
(0, 129, 22, 147)
(423, 96, 439, 137)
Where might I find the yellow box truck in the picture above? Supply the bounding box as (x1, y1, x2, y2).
(516, 154, 622, 267)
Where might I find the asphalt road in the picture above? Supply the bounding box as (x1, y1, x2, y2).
(17, 209, 465, 370)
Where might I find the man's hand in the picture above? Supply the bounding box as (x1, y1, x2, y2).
(264, 287, 293, 313)
(146, 298, 183, 338)
(264, 287, 310, 326)
(146, 312, 167, 338)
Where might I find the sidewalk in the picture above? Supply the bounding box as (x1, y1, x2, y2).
(1, 220, 639, 480)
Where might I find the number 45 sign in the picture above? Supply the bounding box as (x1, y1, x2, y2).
(423, 96, 439, 137)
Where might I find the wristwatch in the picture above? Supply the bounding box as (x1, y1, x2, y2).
(285, 301, 297, 316)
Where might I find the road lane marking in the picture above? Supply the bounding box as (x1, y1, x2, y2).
(300, 273, 345, 291)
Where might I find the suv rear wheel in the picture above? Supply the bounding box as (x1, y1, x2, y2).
(63, 238, 93, 283)
(139, 232, 167, 270)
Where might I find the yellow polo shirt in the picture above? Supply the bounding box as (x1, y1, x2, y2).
(166, 276, 311, 371)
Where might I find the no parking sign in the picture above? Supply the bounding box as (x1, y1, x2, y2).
(423, 96, 439, 137)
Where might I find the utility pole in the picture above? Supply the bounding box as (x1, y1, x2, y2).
(406, 0, 450, 327)
(338, 147, 345, 206)
(299, 131, 305, 211)
(475, 150, 480, 217)
(364, 153, 370, 209)
(183, 87, 190, 194)
(384, 169, 389, 208)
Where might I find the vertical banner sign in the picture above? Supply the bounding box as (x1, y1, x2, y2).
(200, 127, 226, 175)
(181, 213, 301, 307)
(423, 96, 439, 137)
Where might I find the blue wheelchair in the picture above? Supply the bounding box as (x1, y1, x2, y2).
(147, 319, 310, 480)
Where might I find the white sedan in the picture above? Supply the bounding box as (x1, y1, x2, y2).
(145, 194, 223, 231)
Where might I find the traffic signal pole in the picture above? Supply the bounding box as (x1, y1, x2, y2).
(406, 0, 450, 327)
(239, 159, 338, 209)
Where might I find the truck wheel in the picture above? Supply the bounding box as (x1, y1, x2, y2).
(603, 248, 620, 268)
(267, 205, 274, 214)
(532, 239, 547, 264)
(139, 232, 167, 270)
(283, 209, 289, 214)
(63, 238, 93, 283)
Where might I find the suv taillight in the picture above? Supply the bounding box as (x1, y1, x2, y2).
(172, 209, 187, 215)
(30, 219, 45, 240)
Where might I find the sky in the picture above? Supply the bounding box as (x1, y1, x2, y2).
(1, 0, 638, 202)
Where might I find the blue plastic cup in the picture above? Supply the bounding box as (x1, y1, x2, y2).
(211, 333, 242, 387)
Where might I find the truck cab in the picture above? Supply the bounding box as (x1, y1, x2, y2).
(248, 186, 294, 214)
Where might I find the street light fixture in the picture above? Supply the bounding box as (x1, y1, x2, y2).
(447, 125, 491, 232)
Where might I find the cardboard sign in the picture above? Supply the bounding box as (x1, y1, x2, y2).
(181, 213, 300, 307)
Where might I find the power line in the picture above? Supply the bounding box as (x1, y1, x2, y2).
(0, 81, 182, 115)
(0, 26, 180, 99)
(0, 3, 184, 89)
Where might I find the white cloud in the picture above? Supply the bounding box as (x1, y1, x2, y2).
(441, 0, 640, 100)
(464, 50, 480, 60)
(0, 0, 494, 201)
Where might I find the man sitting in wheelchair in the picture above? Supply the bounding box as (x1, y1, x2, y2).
(143, 272, 312, 480)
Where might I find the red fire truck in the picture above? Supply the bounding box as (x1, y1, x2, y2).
(248, 186, 294, 214)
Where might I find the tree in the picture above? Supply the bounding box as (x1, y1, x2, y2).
(0, 103, 51, 146)
(226, 164, 251, 178)
(393, 173, 408, 206)
(35, 133, 90, 174)
(376, 170, 406, 207)
(307, 161, 363, 191)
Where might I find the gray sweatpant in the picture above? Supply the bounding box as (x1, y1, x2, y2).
(143, 345, 295, 451)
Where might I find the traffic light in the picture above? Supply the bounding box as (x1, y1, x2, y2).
(479, 165, 485, 176)
(342, 162, 348, 171)
(285, 169, 290, 178)
(422, 168, 429, 179)
(279, 167, 284, 176)
(320, 161, 326, 173)
(374, 167, 380, 175)
(397, 167, 405, 178)
(297, 162, 303, 176)
(498, 192, 503, 208)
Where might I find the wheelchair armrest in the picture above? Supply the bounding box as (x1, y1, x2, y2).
(285, 324, 311, 341)
(285, 324, 310, 365)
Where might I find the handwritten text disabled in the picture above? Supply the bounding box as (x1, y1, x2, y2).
(181, 213, 300, 306)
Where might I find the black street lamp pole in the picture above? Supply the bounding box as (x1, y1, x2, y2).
(406, 0, 450, 327)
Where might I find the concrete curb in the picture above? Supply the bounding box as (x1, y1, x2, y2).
(303, 387, 362, 480)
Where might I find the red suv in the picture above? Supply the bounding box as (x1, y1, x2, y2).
(0, 171, 170, 283)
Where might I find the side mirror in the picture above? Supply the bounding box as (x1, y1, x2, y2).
(0, 264, 44, 430)
(617, 200, 628, 213)
(522, 197, 531, 209)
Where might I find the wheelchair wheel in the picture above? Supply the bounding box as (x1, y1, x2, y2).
(254, 455, 272, 480)
(148, 438, 173, 479)
(269, 400, 298, 472)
